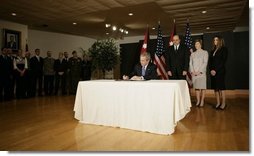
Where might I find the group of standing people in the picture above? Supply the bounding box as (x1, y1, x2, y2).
(122, 34, 228, 110)
(0, 48, 92, 101)
(166, 35, 228, 110)
(1, 35, 228, 110)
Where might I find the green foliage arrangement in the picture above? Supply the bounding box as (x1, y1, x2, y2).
(88, 38, 119, 77)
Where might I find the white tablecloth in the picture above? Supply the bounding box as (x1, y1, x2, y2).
(73, 80, 191, 135)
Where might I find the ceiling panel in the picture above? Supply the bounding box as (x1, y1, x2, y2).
(0, 0, 248, 39)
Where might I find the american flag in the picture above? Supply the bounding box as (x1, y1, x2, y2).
(140, 27, 149, 54)
(184, 22, 193, 50)
(154, 23, 168, 80)
(184, 20, 193, 87)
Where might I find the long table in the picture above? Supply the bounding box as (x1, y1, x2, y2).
(73, 80, 191, 135)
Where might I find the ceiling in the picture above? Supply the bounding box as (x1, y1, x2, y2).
(0, 0, 249, 39)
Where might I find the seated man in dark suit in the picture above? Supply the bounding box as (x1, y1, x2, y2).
(123, 52, 158, 80)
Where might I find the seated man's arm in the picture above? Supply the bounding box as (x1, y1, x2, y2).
(144, 64, 158, 80)
(129, 65, 138, 78)
(122, 65, 138, 80)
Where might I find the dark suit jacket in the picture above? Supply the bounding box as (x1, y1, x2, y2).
(54, 59, 68, 73)
(129, 62, 158, 80)
(82, 60, 92, 80)
(7, 41, 17, 49)
(30, 56, 43, 76)
(0, 55, 13, 78)
(165, 44, 190, 74)
(209, 47, 228, 75)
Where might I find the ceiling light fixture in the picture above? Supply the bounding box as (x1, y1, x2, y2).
(112, 26, 117, 31)
(152, 27, 156, 30)
(105, 24, 111, 28)
(106, 32, 109, 35)
(119, 28, 124, 33)
(124, 30, 128, 34)
(73, 22, 77, 25)
(128, 13, 133, 16)
(202, 10, 207, 14)
(11, 12, 16, 16)
(206, 27, 210, 30)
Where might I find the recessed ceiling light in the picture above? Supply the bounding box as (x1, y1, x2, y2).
(128, 13, 133, 16)
(152, 27, 156, 30)
(106, 32, 109, 35)
(206, 27, 210, 30)
(73, 22, 77, 25)
(202, 10, 207, 14)
(11, 13, 16, 16)
(105, 24, 111, 28)
(112, 26, 117, 31)
(124, 30, 128, 34)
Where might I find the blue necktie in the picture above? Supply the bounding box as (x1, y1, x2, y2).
(142, 66, 146, 76)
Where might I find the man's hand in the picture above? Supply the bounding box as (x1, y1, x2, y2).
(167, 71, 172, 76)
(58, 72, 64, 75)
(20, 70, 25, 77)
(122, 75, 129, 80)
(211, 70, 216, 76)
(192, 71, 201, 76)
(182, 71, 187, 76)
(130, 76, 142, 80)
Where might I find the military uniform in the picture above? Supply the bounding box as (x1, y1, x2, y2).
(43, 57, 55, 96)
(68, 57, 82, 94)
(82, 60, 92, 80)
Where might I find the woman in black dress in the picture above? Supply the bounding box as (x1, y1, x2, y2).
(14, 49, 28, 99)
(209, 36, 228, 110)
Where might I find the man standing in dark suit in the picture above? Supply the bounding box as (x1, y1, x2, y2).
(165, 35, 190, 80)
(63, 52, 69, 94)
(30, 48, 43, 96)
(7, 48, 16, 99)
(123, 52, 158, 80)
(0, 47, 13, 101)
(54, 52, 68, 95)
(25, 51, 32, 98)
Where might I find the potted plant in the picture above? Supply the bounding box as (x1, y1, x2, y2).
(88, 38, 119, 79)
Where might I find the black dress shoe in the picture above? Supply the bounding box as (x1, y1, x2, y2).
(220, 104, 227, 110)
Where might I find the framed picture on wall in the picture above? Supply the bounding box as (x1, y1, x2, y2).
(3, 29, 21, 52)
